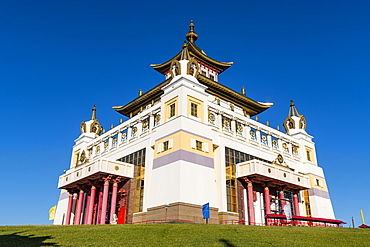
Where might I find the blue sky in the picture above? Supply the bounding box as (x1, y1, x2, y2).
(1, 0, 369, 226)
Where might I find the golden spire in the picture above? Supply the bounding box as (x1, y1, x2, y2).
(91, 105, 97, 120)
(180, 41, 190, 60)
(186, 20, 198, 43)
(288, 100, 300, 117)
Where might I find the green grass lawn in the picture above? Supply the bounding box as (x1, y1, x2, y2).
(0, 224, 369, 247)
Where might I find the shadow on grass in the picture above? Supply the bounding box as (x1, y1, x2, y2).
(219, 239, 236, 247)
(0, 231, 57, 247)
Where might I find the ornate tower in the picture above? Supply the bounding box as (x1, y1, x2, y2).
(283, 100, 307, 136)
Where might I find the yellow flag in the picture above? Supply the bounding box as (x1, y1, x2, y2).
(49, 205, 56, 220)
(360, 208, 365, 224)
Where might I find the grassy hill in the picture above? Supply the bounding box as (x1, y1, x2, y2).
(1, 224, 369, 247)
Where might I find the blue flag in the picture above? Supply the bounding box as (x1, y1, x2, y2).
(202, 203, 210, 219)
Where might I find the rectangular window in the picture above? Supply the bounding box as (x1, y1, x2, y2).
(163, 140, 169, 151)
(191, 138, 209, 153)
(316, 179, 320, 186)
(187, 96, 203, 122)
(157, 139, 173, 153)
(191, 102, 198, 117)
(210, 74, 215, 80)
(201, 70, 206, 76)
(169, 103, 176, 118)
(303, 190, 312, 217)
(196, 140, 202, 151)
(118, 148, 146, 213)
(306, 150, 311, 161)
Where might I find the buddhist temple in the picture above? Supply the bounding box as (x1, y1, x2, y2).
(53, 22, 343, 227)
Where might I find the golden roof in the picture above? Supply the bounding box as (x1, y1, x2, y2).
(197, 75, 271, 116)
(113, 22, 271, 117)
(112, 75, 271, 117)
(150, 22, 233, 75)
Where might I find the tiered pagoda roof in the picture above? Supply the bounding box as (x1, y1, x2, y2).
(113, 22, 272, 117)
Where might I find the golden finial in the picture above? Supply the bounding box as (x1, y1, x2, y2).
(91, 105, 97, 120)
(139, 89, 143, 96)
(180, 41, 190, 60)
(288, 100, 300, 117)
(241, 87, 246, 96)
(186, 20, 198, 43)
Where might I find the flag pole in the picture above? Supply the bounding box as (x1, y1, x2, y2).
(360, 208, 365, 224)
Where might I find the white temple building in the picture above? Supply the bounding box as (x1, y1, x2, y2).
(53, 22, 343, 226)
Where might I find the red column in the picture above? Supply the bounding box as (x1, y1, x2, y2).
(65, 193, 74, 225)
(96, 189, 103, 225)
(87, 186, 96, 225)
(279, 190, 285, 214)
(74, 190, 84, 225)
(100, 179, 110, 225)
(110, 178, 121, 223)
(246, 179, 255, 225)
(263, 186, 271, 215)
(293, 192, 300, 216)
(83, 193, 91, 225)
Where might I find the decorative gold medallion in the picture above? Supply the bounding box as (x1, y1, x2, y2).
(142, 119, 149, 128)
(272, 139, 278, 147)
(79, 151, 86, 164)
(249, 130, 255, 137)
(277, 154, 284, 163)
(230, 104, 234, 111)
(237, 123, 243, 133)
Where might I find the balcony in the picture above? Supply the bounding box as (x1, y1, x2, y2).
(58, 159, 134, 189)
(236, 159, 309, 190)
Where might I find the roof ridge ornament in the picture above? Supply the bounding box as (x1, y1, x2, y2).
(180, 41, 190, 60)
(186, 20, 198, 43)
(91, 104, 97, 120)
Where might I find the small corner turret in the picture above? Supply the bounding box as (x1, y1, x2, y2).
(283, 100, 307, 136)
(71, 105, 102, 168)
(80, 105, 102, 138)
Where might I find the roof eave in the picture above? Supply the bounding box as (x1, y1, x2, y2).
(150, 42, 233, 75)
(197, 75, 272, 116)
(112, 78, 172, 117)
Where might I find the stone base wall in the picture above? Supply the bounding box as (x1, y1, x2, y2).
(146, 202, 219, 224)
(218, 211, 239, 224)
(132, 212, 147, 223)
